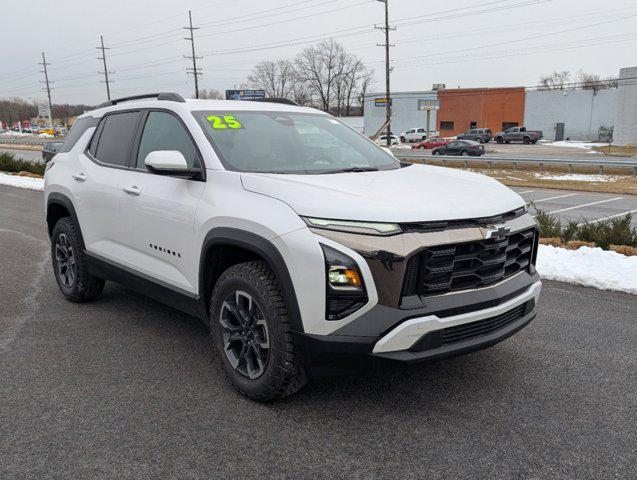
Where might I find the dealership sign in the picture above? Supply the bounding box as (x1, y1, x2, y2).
(225, 89, 266, 101)
(418, 99, 440, 110)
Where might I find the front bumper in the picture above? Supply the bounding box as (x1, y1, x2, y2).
(294, 277, 541, 371)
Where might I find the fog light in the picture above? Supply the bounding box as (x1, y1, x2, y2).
(321, 244, 368, 320)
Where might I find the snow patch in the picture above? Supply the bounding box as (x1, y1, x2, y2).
(537, 245, 637, 295)
(0, 173, 44, 191)
(546, 141, 609, 150)
(532, 172, 624, 182)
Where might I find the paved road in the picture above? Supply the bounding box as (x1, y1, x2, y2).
(1, 185, 635, 479)
(0, 147, 43, 163)
(510, 187, 637, 229)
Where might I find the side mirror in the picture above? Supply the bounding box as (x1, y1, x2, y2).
(145, 150, 188, 172)
(144, 150, 202, 179)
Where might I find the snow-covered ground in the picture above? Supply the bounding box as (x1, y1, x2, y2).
(536, 245, 637, 295)
(0, 172, 44, 191)
(532, 172, 628, 183)
(545, 140, 609, 150)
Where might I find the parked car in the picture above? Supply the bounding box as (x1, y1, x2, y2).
(432, 139, 485, 156)
(375, 134, 400, 146)
(457, 128, 492, 143)
(42, 141, 64, 162)
(44, 92, 540, 401)
(494, 126, 543, 144)
(399, 128, 428, 143)
(411, 137, 450, 149)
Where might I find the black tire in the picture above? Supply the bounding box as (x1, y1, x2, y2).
(210, 261, 307, 401)
(421, 136, 426, 141)
(531, 139, 538, 144)
(51, 217, 104, 302)
(496, 137, 504, 144)
(505, 140, 510, 144)
(523, 136, 531, 144)
(400, 136, 406, 143)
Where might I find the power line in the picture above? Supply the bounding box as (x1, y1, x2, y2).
(183, 10, 203, 99)
(97, 36, 115, 101)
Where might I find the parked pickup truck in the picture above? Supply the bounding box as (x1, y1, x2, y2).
(494, 127, 543, 144)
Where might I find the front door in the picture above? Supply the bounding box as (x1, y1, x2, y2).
(120, 110, 206, 294)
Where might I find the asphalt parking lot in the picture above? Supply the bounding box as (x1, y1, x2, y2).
(511, 187, 637, 228)
(1, 185, 636, 479)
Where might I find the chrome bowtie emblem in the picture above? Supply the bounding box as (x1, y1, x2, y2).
(484, 224, 510, 241)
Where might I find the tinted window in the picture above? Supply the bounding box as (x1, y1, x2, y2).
(58, 117, 99, 153)
(93, 112, 141, 167)
(136, 112, 199, 169)
(440, 121, 454, 130)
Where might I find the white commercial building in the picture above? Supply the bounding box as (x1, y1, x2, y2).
(613, 66, 637, 146)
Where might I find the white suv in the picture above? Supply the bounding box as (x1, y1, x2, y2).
(399, 128, 428, 143)
(44, 93, 542, 401)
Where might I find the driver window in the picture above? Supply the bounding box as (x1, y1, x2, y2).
(136, 111, 199, 169)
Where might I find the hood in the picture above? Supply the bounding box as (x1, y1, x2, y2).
(240, 164, 525, 223)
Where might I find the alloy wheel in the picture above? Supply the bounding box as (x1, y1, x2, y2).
(55, 233, 76, 287)
(219, 290, 270, 379)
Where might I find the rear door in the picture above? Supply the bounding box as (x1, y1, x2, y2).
(75, 110, 143, 262)
(119, 110, 206, 293)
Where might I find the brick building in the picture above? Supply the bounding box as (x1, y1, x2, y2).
(436, 87, 526, 137)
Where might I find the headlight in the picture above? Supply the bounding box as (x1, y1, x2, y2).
(303, 217, 402, 236)
(321, 244, 368, 320)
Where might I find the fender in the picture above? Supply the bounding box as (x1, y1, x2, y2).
(199, 227, 305, 334)
(46, 192, 85, 248)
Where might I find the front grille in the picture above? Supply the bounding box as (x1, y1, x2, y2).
(441, 303, 526, 345)
(401, 228, 537, 298)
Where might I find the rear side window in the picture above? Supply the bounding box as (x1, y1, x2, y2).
(58, 117, 99, 153)
(92, 112, 141, 167)
(136, 112, 200, 169)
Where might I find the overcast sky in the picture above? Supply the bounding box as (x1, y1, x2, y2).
(1, 0, 636, 105)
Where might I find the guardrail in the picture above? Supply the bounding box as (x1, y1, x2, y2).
(0, 138, 53, 146)
(392, 150, 637, 175)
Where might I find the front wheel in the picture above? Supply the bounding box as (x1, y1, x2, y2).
(51, 217, 104, 302)
(400, 136, 406, 143)
(523, 137, 531, 144)
(210, 261, 307, 401)
(461, 150, 469, 156)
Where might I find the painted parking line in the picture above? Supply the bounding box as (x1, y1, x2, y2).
(515, 190, 537, 194)
(549, 197, 624, 214)
(577, 209, 637, 225)
(531, 193, 579, 203)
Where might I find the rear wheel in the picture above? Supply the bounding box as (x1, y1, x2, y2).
(51, 217, 104, 302)
(496, 137, 504, 144)
(400, 136, 406, 143)
(523, 136, 531, 144)
(210, 261, 307, 401)
(531, 139, 538, 144)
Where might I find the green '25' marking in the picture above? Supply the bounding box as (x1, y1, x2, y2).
(207, 115, 242, 130)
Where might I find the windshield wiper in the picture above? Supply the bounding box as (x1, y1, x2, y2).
(322, 167, 380, 174)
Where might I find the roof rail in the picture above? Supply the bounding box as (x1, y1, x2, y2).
(96, 92, 185, 109)
(253, 98, 300, 106)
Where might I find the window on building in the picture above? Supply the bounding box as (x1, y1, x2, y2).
(502, 122, 519, 131)
(440, 121, 454, 130)
(470, 121, 477, 129)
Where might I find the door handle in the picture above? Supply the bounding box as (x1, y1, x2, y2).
(122, 185, 141, 196)
(72, 173, 86, 182)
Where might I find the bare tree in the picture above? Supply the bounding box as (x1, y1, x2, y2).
(246, 60, 296, 99)
(294, 39, 346, 112)
(576, 70, 618, 90)
(538, 71, 571, 90)
(199, 88, 224, 99)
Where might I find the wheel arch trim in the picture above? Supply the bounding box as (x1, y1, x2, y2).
(199, 227, 305, 333)
(46, 192, 85, 249)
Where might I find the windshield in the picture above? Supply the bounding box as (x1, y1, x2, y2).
(193, 111, 400, 174)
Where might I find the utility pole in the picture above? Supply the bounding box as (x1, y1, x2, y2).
(38, 52, 53, 128)
(376, 0, 395, 147)
(183, 10, 203, 99)
(97, 36, 114, 101)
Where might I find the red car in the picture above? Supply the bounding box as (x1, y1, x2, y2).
(411, 137, 450, 149)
